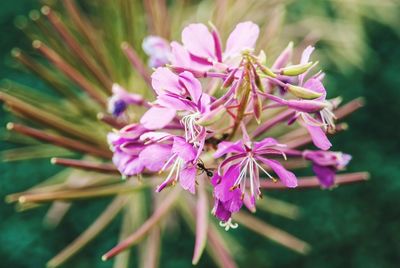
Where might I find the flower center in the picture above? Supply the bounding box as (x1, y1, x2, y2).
(181, 112, 202, 146)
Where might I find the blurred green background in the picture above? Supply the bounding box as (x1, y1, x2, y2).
(1, 1, 400, 268)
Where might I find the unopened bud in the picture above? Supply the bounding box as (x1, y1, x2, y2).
(286, 84, 323, 99)
(280, 62, 313, 76)
(259, 64, 277, 78)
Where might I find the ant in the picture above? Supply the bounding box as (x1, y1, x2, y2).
(197, 159, 214, 177)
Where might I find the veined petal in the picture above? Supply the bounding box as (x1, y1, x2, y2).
(140, 106, 176, 129)
(179, 165, 197, 194)
(172, 137, 197, 162)
(254, 137, 279, 151)
(225, 21, 260, 59)
(214, 140, 244, 158)
(151, 67, 181, 95)
(179, 71, 202, 103)
(139, 144, 172, 172)
(182, 23, 216, 60)
(214, 165, 241, 202)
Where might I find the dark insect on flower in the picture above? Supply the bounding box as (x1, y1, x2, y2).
(197, 160, 214, 177)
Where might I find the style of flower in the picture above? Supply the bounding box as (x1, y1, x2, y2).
(214, 135, 298, 208)
(303, 150, 352, 188)
(142, 35, 171, 68)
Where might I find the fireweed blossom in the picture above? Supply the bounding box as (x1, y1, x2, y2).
(104, 21, 366, 228)
(1, 1, 371, 264)
(303, 150, 352, 188)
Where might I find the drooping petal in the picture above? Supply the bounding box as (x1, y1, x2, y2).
(140, 106, 176, 129)
(182, 23, 216, 60)
(212, 199, 232, 222)
(151, 67, 181, 95)
(258, 157, 298, 188)
(214, 140, 244, 158)
(139, 144, 172, 172)
(305, 124, 332, 151)
(179, 165, 197, 194)
(312, 164, 336, 188)
(224, 21, 260, 59)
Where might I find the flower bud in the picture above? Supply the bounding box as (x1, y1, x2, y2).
(286, 84, 323, 99)
(280, 62, 313, 76)
(259, 64, 277, 78)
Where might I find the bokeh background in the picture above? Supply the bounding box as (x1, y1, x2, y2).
(1, 1, 400, 268)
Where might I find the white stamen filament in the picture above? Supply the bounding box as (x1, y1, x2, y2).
(219, 218, 239, 231)
(181, 112, 202, 146)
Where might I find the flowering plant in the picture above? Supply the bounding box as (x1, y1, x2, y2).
(1, 1, 371, 267)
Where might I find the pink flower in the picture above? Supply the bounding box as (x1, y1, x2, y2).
(171, 21, 260, 71)
(108, 84, 146, 117)
(140, 68, 211, 147)
(142, 35, 171, 68)
(214, 136, 298, 209)
(303, 150, 352, 188)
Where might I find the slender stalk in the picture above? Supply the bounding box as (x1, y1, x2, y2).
(334, 97, 365, 120)
(42, 6, 113, 92)
(252, 109, 294, 138)
(234, 212, 311, 254)
(260, 172, 370, 189)
(51, 158, 119, 173)
(47, 196, 128, 268)
(33, 40, 107, 107)
(17, 183, 146, 203)
(6, 123, 112, 158)
(121, 42, 152, 87)
(97, 112, 126, 129)
(102, 188, 181, 261)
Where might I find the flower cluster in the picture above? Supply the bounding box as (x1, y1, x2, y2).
(108, 21, 352, 225)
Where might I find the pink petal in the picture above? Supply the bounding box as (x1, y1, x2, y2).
(139, 144, 171, 172)
(179, 71, 202, 103)
(182, 23, 215, 60)
(172, 137, 197, 162)
(179, 166, 197, 194)
(253, 137, 279, 151)
(224, 21, 259, 59)
(299, 46, 315, 85)
(257, 157, 298, 188)
(151, 67, 181, 95)
(140, 106, 176, 129)
(305, 124, 332, 151)
(214, 140, 244, 158)
(214, 165, 240, 202)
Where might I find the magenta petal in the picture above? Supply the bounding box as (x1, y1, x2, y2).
(305, 124, 332, 151)
(213, 199, 232, 222)
(172, 137, 197, 162)
(139, 144, 171, 172)
(225, 21, 259, 58)
(258, 157, 298, 188)
(214, 165, 240, 202)
(214, 140, 244, 158)
(312, 164, 336, 188)
(179, 166, 197, 194)
(140, 106, 176, 129)
(253, 137, 279, 151)
(182, 23, 215, 60)
(179, 71, 202, 103)
(151, 67, 181, 95)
